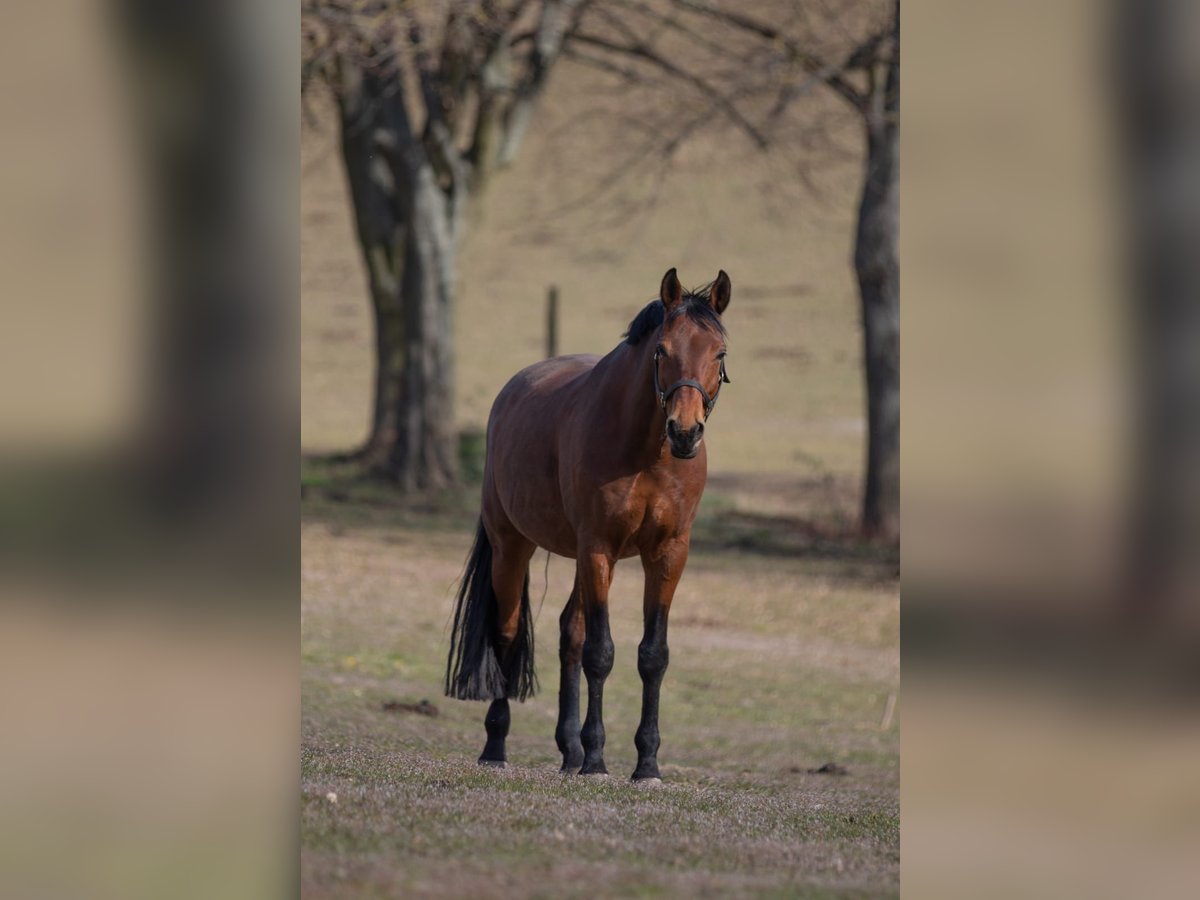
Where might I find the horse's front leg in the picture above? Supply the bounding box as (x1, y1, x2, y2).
(632, 538, 687, 783)
(578, 549, 616, 776)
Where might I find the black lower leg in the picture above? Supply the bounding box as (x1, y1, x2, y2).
(555, 602, 585, 772)
(579, 608, 614, 775)
(479, 698, 509, 765)
(633, 609, 669, 781)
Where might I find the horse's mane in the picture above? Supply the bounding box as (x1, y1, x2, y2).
(623, 284, 727, 346)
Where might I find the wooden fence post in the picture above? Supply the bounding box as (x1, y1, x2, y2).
(546, 285, 559, 358)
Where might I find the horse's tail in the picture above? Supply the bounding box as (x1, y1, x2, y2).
(445, 520, 537, 702)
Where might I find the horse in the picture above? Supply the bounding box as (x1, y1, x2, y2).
(445, 267, 732, 782)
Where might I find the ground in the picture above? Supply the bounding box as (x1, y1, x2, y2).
(301, 59, 898, 898)
(301, 480, 898, 897)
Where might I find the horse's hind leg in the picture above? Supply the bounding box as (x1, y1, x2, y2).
(478, 527, 535, 767)
(555, 578, 585, 773)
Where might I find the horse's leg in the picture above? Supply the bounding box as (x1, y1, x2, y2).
(578, 550, 616, 776)
(632, 539, 687, 783)
(478, 528, 535, 767)
(555, 578, 585, 773)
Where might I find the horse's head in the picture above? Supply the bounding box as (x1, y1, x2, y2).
(653, 267, 732, 459)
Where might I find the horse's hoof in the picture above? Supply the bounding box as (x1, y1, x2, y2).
(579, 770, 610, 778)
(632, 776, 663, 788)
(559, 766, 582, 776)
(478, 759, 507, 768)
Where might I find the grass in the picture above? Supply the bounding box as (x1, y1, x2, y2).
(301, 756, 897, 896)
(301, 482, 898, 897)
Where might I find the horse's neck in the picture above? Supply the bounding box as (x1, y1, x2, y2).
(584, 341, 665, 465)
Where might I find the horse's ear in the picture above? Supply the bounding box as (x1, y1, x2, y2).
(660, 267, 683, 312)
(710, 270, 731, 314)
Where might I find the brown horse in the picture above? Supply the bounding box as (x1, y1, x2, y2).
(446, 268, 732, 782)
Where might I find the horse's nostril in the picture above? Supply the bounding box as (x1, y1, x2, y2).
(667, 419, 704, 447)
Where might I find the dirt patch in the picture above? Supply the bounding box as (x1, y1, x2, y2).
(805, 762, 851, 776)
(381, 699, 440, 717)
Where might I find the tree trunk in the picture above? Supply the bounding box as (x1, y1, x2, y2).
(335, 63, 407, 466)
(389, 162, 462, 490)
(334, 57, 461, 486)
(364, 246, 405, 466)
(854, 20, 899, 541)
(1116, 0, 1198, 622)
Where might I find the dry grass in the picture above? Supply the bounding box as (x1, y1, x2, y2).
(301, 502, 898, 898)
(301, 53, 896, 898)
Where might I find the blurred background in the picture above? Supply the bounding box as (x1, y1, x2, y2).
(904, 2, 1200, 897)
(0, 1, 297, 898)
(0, 0, 1195, 897)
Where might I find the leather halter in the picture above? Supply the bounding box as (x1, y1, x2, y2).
(653, 348, 731, 420)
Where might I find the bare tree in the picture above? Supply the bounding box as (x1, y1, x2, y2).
(558, 0, 899, 540)
(303, 1, 581, 488)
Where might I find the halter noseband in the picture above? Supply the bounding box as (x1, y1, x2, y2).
(653, 348, 731, 420)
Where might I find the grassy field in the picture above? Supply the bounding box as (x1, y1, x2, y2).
(301, 58, 898, 897)
(301, 481, 898, 897)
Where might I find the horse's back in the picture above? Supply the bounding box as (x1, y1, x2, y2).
(483, 354, 599, 556)
(493, 355, 599, 408)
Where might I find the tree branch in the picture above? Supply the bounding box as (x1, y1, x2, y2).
(404, 20, 469, 219)
(569, 30, 769, 150)
(495, 0, 589, 166)
(668, 0, 867, 112)
(606, 0, 730, 58)
(561, 44, 644, 84)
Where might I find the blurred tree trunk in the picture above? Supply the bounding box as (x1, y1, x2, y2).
(335, 63, 407, 468)
(391, 141, 465, 490)
(1116, 0, 1198, 621)
(854, 6, 900, 541)
(335, 55, 466, 488)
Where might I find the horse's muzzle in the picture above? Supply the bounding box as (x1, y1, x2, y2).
(666, 420, 703, 458)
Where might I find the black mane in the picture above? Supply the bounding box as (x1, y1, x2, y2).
(623, 284, 727, 346)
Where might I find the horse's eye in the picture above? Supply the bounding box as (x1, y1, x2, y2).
(655, 344, 666, 357)
(716, 351, 727, 360)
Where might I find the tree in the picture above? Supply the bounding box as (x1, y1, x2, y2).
(560, 0, 899, 540)
(302, 1, 581, 488)
(659, 0, 897, 540)
(1116, 0, 1198, 621)
(853, 6, 899, 542)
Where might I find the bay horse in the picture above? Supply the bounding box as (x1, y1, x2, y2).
(445, 268, 732, 782)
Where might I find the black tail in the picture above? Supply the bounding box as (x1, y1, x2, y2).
(445, 521, 537, 701)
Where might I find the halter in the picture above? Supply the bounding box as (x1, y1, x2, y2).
(653, 348, 731, 420)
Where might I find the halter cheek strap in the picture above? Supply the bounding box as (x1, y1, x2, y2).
(653, 349, 731, 420)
